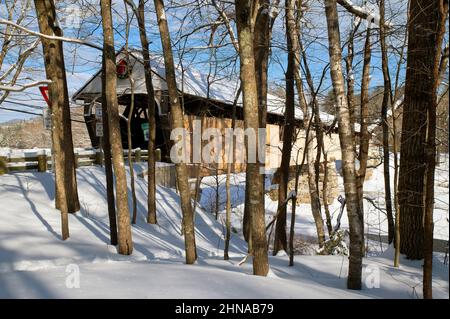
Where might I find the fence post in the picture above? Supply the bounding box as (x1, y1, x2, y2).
(155, 148, 161, 162)
(37, 150, 47, 172)
(95, 149, 104, 166)
(0, 154, 7, 175)
(135, 148, 141, 163)
(74, 150, 79, 169)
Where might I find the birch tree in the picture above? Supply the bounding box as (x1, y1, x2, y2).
(324, 0, 363, 289)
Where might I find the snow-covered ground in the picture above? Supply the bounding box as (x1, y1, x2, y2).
(199, 154, 450, 245)
(0, 158, 448, 298)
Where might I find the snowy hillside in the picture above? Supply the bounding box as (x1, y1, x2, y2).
(0, 165, 448, 298)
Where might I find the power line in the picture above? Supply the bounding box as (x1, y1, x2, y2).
(0, 107, 86, 124)
(1, 99, 44, 110)
(1, 101, 86, 123)
(0, 106, 42, 116)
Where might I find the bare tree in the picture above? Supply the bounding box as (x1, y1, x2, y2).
(224, 87, 241, 260)
(0, 1, 40, 104)
(125, 0, 158, 225)
(122, 3, 138, 224)
(243, 0, 280, 253)
(356, 26, 371, 220)
(422, 0, 448, 299)
(273, 0, 297, 255)
(378, 0, 394, 244)
(34, 0, 81, 240)
(235, 0, 269, 276)
(324, 0, 363, 290)
(154, 0, 197, 264)
(101, 55, 118, 246)
(398, 0, 447, 263)
(275, 0, 326, 255)
(100, 0, 133, 255)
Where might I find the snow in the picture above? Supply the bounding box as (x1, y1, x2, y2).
(0, 159, 448, 298)
(199, 155, 449, 245)
(337, 0, 393, 28)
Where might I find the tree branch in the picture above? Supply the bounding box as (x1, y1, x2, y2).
(336, 0, 392, 28)
(0, 18, 103, 51)
(0, 80, 52, 92)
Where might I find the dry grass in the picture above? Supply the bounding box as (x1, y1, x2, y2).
(0, 106, 91, 149)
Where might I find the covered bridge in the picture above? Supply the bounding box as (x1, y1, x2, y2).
(72, 49, 341, 171)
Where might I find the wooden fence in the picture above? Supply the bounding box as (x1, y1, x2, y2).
(0, 148, 215, 189)
(0, 148, 155, 172)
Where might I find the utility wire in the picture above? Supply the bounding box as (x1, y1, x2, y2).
(0, 106, 85, 124)
(1, 99, 44, 110)
(0, 106, 41, 116)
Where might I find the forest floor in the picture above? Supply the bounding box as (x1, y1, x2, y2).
(0, 156, 448, 298)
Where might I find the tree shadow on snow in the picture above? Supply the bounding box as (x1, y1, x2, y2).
(13, 174, 60, 240)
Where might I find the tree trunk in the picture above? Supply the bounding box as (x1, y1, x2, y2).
(345, 23, 358, 132)
(285, 0, 325, 249)
(398, 0, 446, 260)
(289, 119, 312, 266)
(224, 163, 232, 260)
(391, 15, 409, 268)
(224, 88, 240, 260)
(379, 0, 394, 244)
(324, 0, 363, 290)
(306, 129, 325, 247)
(300, 34, 333, 239)
(123, 3, 138, 225)
(127, 79, 138, 224)
(322, 152, 333, 236)
(154, 0, 197, 264)
(34, 0, 80, 216)
(253, 1, 270, 241)
(243, 185, 252, 251)
(423, 0, 448, 299)
(356, 27, 371, 243)
(243, 0, 277, 254)
(132, 0, 158, 225)
(101, 55, 118, 246)
(289, 167, 299, 266)
(294, 1, 325, 248)
(100, 0, 133, 255)
(215, 168, 220, 219)
(235, 0, 269, 276)
(273, 0, 297, 255)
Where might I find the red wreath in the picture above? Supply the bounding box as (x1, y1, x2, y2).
(116, 59, 129, 79)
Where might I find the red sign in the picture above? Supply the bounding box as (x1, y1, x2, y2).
(39, 86, 51, 108)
